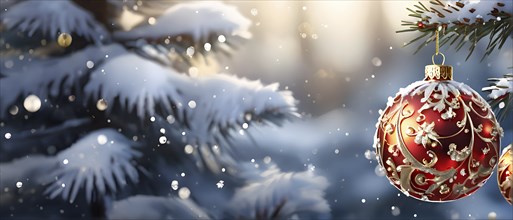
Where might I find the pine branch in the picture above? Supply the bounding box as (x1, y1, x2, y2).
(85, 52, 298, 146)
(0, 44, 125, 118)
(42, 128, 141, 204)
(1, 0, 110, 44)
(176, 74, 298, 148)
(225, 166, 330, 219)
(106, 0, 176, 17)
(0, 118, 92, 162)
(0, 156, 55, 205)
(83, 53, 186, 120)
(109, 195, 211, 219)
(398, 0, 513, 60)
(482, 73, 513, 121)
(113, 1, 251, 62)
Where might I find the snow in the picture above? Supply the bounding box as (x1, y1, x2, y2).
(0, 44, 126, 118)
(0, 155, 55, 205)
(114, 1, 251, 42)
(483, 75, 513, 99)
(109, 195, 210, 219)
(226, 166, 330, 219)
(84, 54, 298, 168)
(178, 74, 298, 146)
(1, 0, 109, 43)
(4, 1, 510, 219)
(84, 53, 187, 120)
(106, 0, 175, 16)
(423, 0, 513, 25)
(43, 128, 141, 203)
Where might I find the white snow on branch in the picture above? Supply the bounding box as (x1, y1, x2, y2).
(84, 53, 186, 119)
(1, 0, 109, 43)
(483, 75, 513, 99)
(226, 166, 330, 219)
(43, 128, 141, 203)
(423, 0, 512, 25)
(0, 155, 54, 190)
(83, 52, 297, 144)
(109, 195, 210, 219)
(0, 0, 19, 11)
(178, 74, 298, 145)
(0, 44, 126, 118)
(114, 1, 251, 42)
(106, 0, 175, 17)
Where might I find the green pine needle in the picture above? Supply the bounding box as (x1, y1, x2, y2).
(398, 1, 512, 60)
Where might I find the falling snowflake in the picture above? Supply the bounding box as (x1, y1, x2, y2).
(97, 134, 108, 145)
(171, 180, 179, 190)
(216, 180, 224, 189)
(159, 136, 167, 144)
(391, 206, 401, 216)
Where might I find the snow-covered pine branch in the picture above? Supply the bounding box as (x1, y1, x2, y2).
(483, 73, 513, 121)
(109, 195, 210, 219)
(114, 1, 251, 43)
(84, 52, 297, 145)
(173, 74, 297, 173)
(43, 129, 141, 203)
(484, 74, 513, 99)
(0, 0, 18, 10)
(1, 0, 109, 44)
(0, 44, 125, 118)
(0, 156, 55, 205)
(420, 0, 512, 25)
(178, 74, 297, 146)
(225, 166, 330, 219)
(82, 50, 297, 175)
(399, 0, 513, 59)
(106, 0, 175, 17)
(84, 53, 187, 120)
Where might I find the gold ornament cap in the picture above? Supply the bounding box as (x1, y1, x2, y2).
(425, 53, 453, 81)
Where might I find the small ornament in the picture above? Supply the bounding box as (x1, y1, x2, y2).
(57, 32, 72, 48)
(374, 34, 502, 201)
(498, 144, 512, 205)
(417, 22, 425, 29)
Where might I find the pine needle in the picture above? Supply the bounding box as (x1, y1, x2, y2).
(397, 1, 512, 60)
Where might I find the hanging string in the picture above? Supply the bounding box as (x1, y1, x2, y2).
(435, 28, 439, 55)
(432, 27, 445, 65)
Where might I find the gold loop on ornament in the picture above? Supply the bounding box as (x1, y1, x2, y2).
(432, 53, 445, 65)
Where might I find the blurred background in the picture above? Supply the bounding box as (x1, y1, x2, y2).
(1, 1, 512, 219)
(207, 1, 513, 219)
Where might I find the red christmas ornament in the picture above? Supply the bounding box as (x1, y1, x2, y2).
(498, 144, 512, 205)
(374, 59, 503, 202)
(417, 22, 425, 29)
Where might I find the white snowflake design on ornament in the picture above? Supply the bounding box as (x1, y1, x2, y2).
(414, 122, 441, 148)
(375, 78, 503, 202)
(409, 81, 468, 118)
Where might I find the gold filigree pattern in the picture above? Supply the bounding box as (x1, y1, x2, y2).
(447, 144, 470, 162)
(498, 145, 512, 205)
(374, 79, 502, 202)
